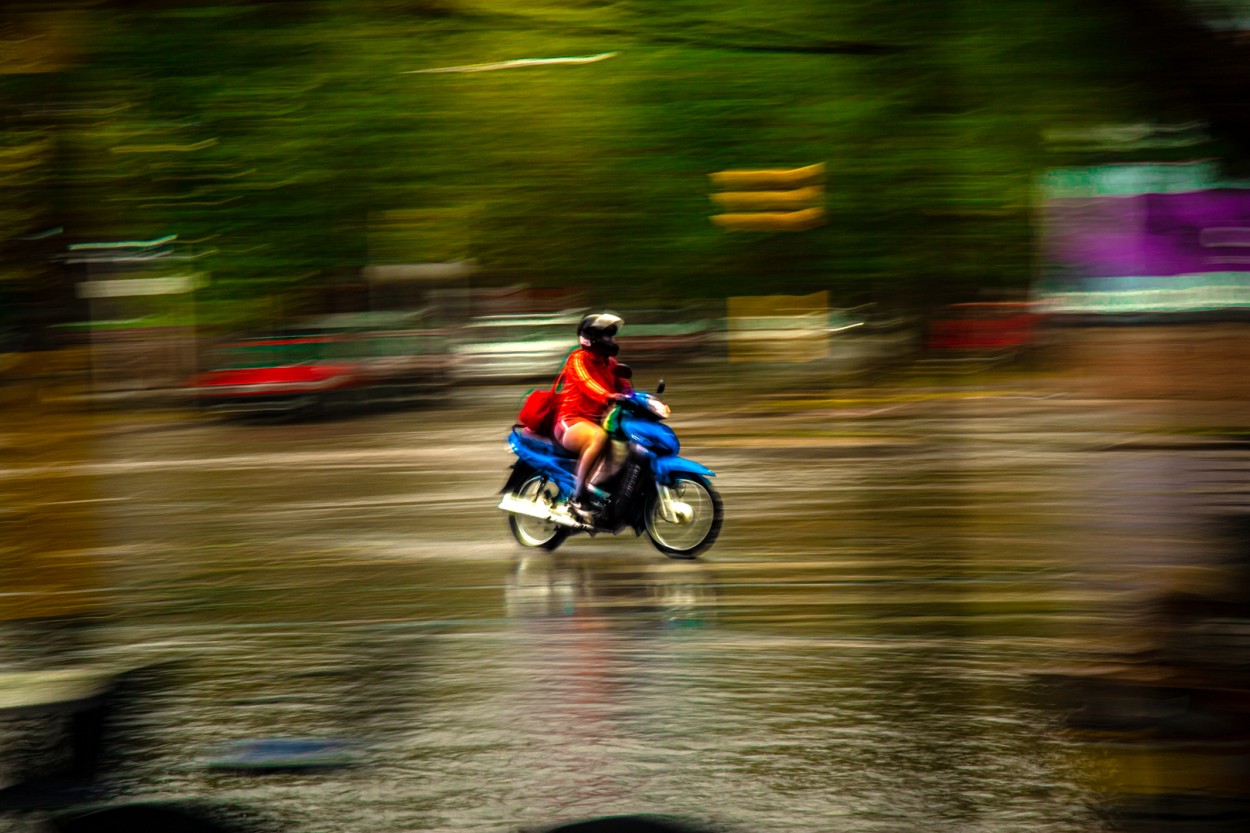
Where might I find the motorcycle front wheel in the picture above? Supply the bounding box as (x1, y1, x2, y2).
(645, 474, 722, 559)
(508, 474, 569, 551)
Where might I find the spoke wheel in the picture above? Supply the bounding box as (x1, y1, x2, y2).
(508, 475, 569, 551)
(645, 474, 722, 559)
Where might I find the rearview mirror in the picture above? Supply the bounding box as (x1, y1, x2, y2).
(656, 379, 665, 395)
(613, 363, 633, 379)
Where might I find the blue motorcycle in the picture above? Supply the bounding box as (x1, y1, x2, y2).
(498, 380, 723, 558)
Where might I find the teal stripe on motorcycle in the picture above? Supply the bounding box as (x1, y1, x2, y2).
(652, 455, 716, 486)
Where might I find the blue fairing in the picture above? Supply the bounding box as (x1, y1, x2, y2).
(652, 454, 716, 485)
(622, 416, 679, 455)
(508, 429, 576, 495)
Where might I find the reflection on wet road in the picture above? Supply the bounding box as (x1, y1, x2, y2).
(4, 370, 1250, 832)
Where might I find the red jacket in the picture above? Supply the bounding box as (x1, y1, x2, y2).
(556, 348, 630, 425)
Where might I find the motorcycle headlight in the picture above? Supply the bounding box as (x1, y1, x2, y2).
(648, 397, 671, 420)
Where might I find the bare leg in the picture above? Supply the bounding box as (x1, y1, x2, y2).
(559, 420, 608, 503)
(590, 438, 626, 488)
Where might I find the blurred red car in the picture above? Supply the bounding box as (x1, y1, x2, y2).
(188, 311, 454, 417)
(925, 302, 1041, 354)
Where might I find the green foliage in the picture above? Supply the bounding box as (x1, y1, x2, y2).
(0, 0, 1165, 320)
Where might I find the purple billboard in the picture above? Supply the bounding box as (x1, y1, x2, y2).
(1039, 163, 1250, 313)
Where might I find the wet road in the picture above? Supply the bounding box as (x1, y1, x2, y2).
(4, 364, 1249, 833)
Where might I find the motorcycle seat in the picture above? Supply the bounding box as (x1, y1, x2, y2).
(516, 427, 577, 458)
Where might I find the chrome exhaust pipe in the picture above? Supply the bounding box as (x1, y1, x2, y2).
(498, 493, 587, 529)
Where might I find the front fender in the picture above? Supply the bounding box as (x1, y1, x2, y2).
(651, 454, 716, 486)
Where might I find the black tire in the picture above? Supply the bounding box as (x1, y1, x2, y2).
(508, 474, 570, 551)
(645, 474, 722, 559)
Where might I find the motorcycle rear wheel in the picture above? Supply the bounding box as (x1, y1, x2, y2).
(645, 474, 722, 559)
(508, 475, 569, 551)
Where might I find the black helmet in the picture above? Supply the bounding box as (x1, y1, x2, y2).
(578, 312, 623, 357)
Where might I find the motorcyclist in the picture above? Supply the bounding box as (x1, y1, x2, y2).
(553, 312, 631, 517)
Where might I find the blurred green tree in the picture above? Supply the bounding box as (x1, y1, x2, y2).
(0, 0, 1180, 335)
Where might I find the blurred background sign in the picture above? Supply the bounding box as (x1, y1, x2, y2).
(66, 237, 204, 399)
(1037, 160, 1250, 315)
(76, 274, 205, 299)
(726, 291, 829, 363)
(709, 163, 826, 232)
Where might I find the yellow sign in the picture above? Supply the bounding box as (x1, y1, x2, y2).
(709, 164, 826, 232)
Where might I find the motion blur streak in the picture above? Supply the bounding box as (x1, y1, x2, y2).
(3, 2, 1250, 833)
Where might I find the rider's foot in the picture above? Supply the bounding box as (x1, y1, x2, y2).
(549, 496, 593, 525)
(568, 497, 599, 520)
